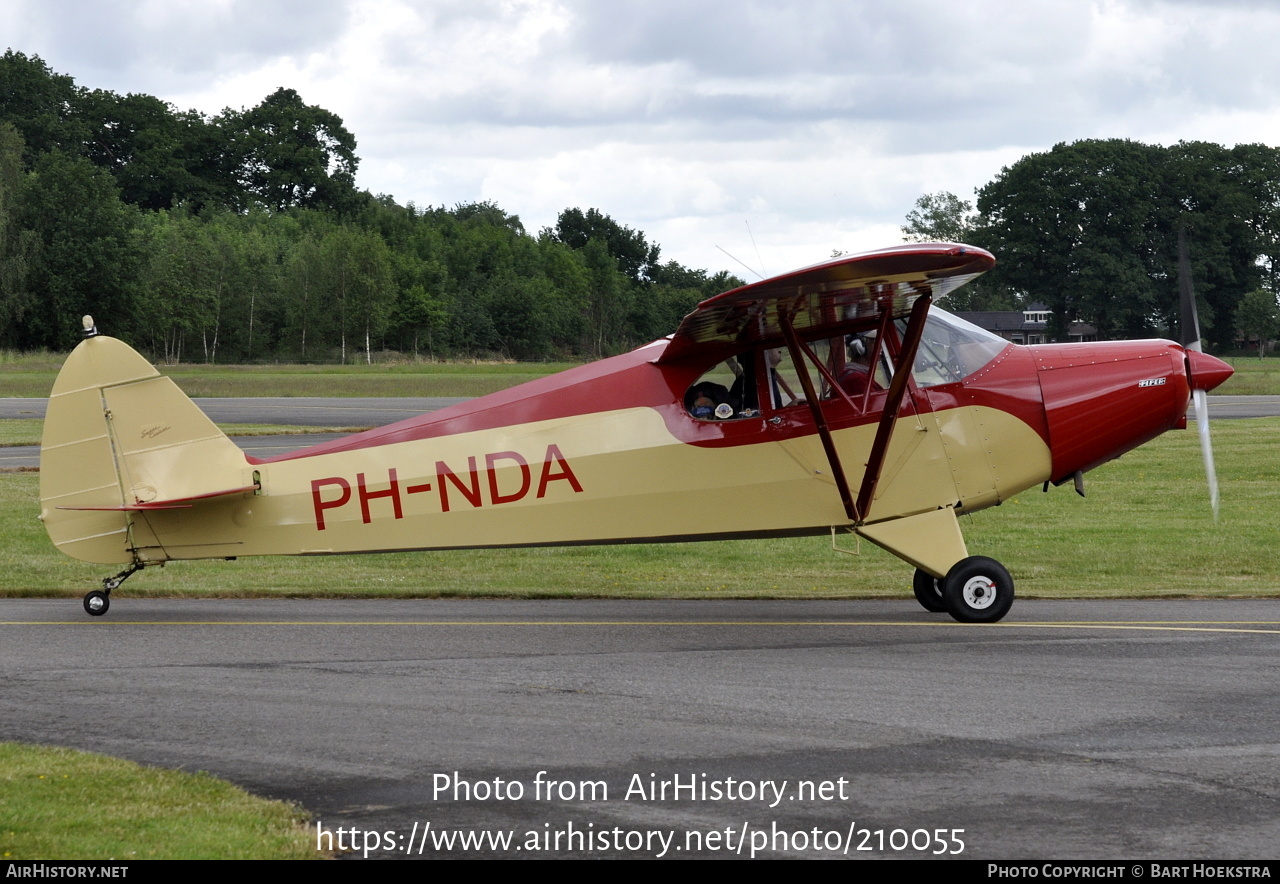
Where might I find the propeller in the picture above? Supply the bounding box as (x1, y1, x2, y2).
(1178, 225, 1223, 522)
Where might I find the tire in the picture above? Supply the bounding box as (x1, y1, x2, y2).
(83, 590, 110, 617)
(912, 568, 947, 612)
(942, 556, 1014, 624)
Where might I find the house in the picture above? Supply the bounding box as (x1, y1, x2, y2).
(953, 303, 1097, 344)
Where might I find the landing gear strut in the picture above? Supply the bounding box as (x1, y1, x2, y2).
(83, 563, 144, 617)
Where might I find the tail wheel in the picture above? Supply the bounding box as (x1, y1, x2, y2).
(912, 568, 947, 612)
(943, 556, 1014, 623)
(83, 590, 110, 617)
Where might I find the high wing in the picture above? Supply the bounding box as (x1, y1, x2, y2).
(658, 242, 995, 364)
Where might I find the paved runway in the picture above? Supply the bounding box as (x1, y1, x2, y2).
(3, 597, 1279, 860)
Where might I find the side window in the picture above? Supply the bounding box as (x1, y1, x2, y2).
(764, 335, 889, 411)
(764, 345, 814, 409)
(684, 353, 760, 420)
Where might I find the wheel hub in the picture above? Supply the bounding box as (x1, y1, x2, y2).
(961, 576, 997, 610)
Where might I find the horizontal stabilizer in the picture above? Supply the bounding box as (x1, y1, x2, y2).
(57, 483, 261, 512)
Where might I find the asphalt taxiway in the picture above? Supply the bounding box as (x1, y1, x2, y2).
(3, 598, 1279, 859)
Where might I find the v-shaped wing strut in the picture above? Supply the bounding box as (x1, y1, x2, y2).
(778, 294, 932, 525)
(856, 294, 930, 521)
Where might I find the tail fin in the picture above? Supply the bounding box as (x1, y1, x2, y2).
(40, 331, 253, 565)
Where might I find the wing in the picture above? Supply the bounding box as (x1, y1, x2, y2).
(658, 242, 994, 364)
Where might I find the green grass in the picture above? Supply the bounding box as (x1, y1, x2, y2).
(0, 743, 316, 860)
(1218, 356, 1280, 395)
(4, 418, 1279, 599)
(0, 355, 576, 399)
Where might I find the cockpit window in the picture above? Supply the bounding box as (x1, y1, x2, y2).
(901, 308, 1008, 388)
(684, 353, 760, 420)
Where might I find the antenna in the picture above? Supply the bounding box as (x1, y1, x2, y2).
(746, 219, 766, 278)
(716, 245, 764, 280)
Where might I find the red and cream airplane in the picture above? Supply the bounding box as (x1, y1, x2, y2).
(39, 243, 1233, 621)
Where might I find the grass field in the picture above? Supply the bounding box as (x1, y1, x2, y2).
(0, 353, 576, 398)
(4, 416, 1278, 600)
(0, 743, 316, 860)
(1213, 355, 1280, 395)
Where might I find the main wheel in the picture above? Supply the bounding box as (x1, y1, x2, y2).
(912, 568, 947, 612)
(942, 556, 1014, 623)
(83, 590, 110, 617)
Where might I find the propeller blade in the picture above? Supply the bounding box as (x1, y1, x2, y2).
(1178, 225, 1201, 353)
(1193, 388, 1220, 522)
(1179, 223, 1226, 522)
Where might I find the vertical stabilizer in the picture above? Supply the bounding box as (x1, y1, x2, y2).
(39, 334, 250, 564)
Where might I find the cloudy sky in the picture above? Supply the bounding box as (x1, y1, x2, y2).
(5, 0, 1280, 275)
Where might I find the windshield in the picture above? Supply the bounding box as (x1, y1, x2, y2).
(900, 308, 1009, 387)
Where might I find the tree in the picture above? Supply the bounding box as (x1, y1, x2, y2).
(1156, 142, 1267, 349)
(582, 237, 631, 356)
(978, 140, 1167, 340)
(220, 88, 360, 213)
(137, 213, 210, 363)
(1238, 288, 1279, 358)
(975, 139, 1280, 346)
(553, 208, 660, 283)
(283, 233, 326, 360)
(19, 150, 141, 350)
(0, 122, 34, 348)
(312, 226, 394, 363)
(901, 191, 1015, 311)
(390, 283, 447, 360)
(76, 89, 221, 210)
(902, 191, 976, 243)
(0, 50, 81, 163)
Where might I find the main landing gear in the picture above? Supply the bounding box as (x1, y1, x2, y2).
(913, 556, 1014, 623)
(83, 563, 144, 617)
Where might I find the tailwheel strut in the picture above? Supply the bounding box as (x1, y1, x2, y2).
(84, 562, 145, 617)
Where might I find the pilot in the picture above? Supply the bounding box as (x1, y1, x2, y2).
(685, 381, 733, 419)
(835, 333, 879, 397)
(690, 389, 717, 419)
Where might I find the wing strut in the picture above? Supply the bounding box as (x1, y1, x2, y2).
(855, 294, 931, 520)
(778, 293, 931, 525)
(779, 308, 859, 522)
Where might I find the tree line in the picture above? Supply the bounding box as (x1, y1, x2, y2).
(902, 139, 1280, 351)
(5, 49, 1279, 362)
(0, 50, 740, 361)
